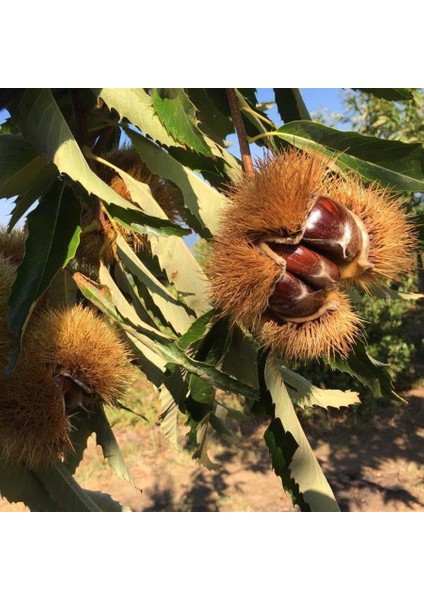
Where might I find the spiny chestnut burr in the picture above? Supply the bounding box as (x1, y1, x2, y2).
(207, 149, 415, 361)
(0, 264, 133, 467)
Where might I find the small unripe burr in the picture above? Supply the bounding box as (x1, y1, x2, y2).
(207, 149, 416, 360)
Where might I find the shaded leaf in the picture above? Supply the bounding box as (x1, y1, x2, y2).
(275, 120, 424, 192)
(151, 88, 211, 156)
(107, 203, 190, 238)
(0, 134, 49, 198)
(8, 162, 58, 231)
(192, 414, 221, 471)
(280, 366, 360, 410)
(63, 410, 95, 475)
(7, 181, 81, 369)
(158, 368, 187, 447)
(0, 460, 62, 511)
(353, 88, 414, 102)
(264, 357, 340, 512)
(178, 309, 216, 350)
(188, 88, 234, 145)
(84, 490, 131, 512)
(93, 87, 179, 147)
(35, 462, 101, 512)
(328, 341, 403, 402)
(274, 88, 311, 122)
(221, 327, 259, 390)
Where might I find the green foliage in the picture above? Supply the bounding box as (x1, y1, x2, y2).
(0, 87, 422, 512)
(306, 89, 424, 398)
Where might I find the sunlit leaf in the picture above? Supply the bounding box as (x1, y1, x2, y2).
(280, 365, 360, 410)
(151, 88, 212, 156)
(90, 407, 136, 487)
(92, 151, 210, 317)
(11, 89, 150, 212)
(275, 120, 424, 192)
(93, 88, 179, 147)
(264, 357, 340, 512)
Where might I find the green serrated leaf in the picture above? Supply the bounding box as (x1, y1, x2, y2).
(0, 134, 49, 198)
(328, 341, 403, 402)
(90, 150, 210, 317)
(178, 309, 216, 350)
(158, 368, 187, 447)
(116, 235, 192, 335)
(151, 88, 212, 156)
(63, 410, 95, 475)
(264, 357, 340, 512)
(221, 327, 259, 390)
(93, 88, 179, 147)
(274, 88, 311, 122)
(0, 460, 63, 511)
(107, 203, 189, 238)
(74, 271, 257, 403)
(187, 89, 234, 145)
(274, 120, 424, 192)
(280, 365, 360, 410)
(124, 126, 229, 237)
(209, 412, 243, 448)
(353, 88, 414, 102)
(90, 407, 135, 487)
(84, 490, 131, 512)
(34, 462, 102, 512)
(7, 181, 81, 368)
(11, 89, 148, 213)
(189, 375, 215, 406)
(192, 414, 221, 471)
(8, 162, 58, 231)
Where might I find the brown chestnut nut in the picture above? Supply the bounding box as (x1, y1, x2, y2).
(269, 271, 327, 320)
(269, 243, 340, 290)
(303, 196, 363, 264)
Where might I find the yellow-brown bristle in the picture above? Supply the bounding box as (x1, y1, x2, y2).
(0, 258, 17, 359)
(223, 150, 330, 241)
(258, 291, 362, 361)
(24, 305, 132, 405)
(207, 235, 281, 329)
(0, 227, 26, 266)
(0, 362, 70, 468)
(328, 176, 416, 288)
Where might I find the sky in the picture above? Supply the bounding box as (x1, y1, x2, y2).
(0, 88, 347, 228)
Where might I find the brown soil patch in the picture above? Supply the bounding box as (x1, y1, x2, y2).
(1, 386, 423, 512)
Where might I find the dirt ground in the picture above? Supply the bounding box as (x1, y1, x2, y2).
(1, 384, 423, 512)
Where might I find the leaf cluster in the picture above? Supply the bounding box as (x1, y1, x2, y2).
(0, 88, 422, 512)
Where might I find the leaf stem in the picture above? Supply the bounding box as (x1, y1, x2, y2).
(226, 89, 255, 177)
(248, 131, 280, 144)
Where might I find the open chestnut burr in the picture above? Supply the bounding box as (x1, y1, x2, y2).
(207, 149, 415, 361)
